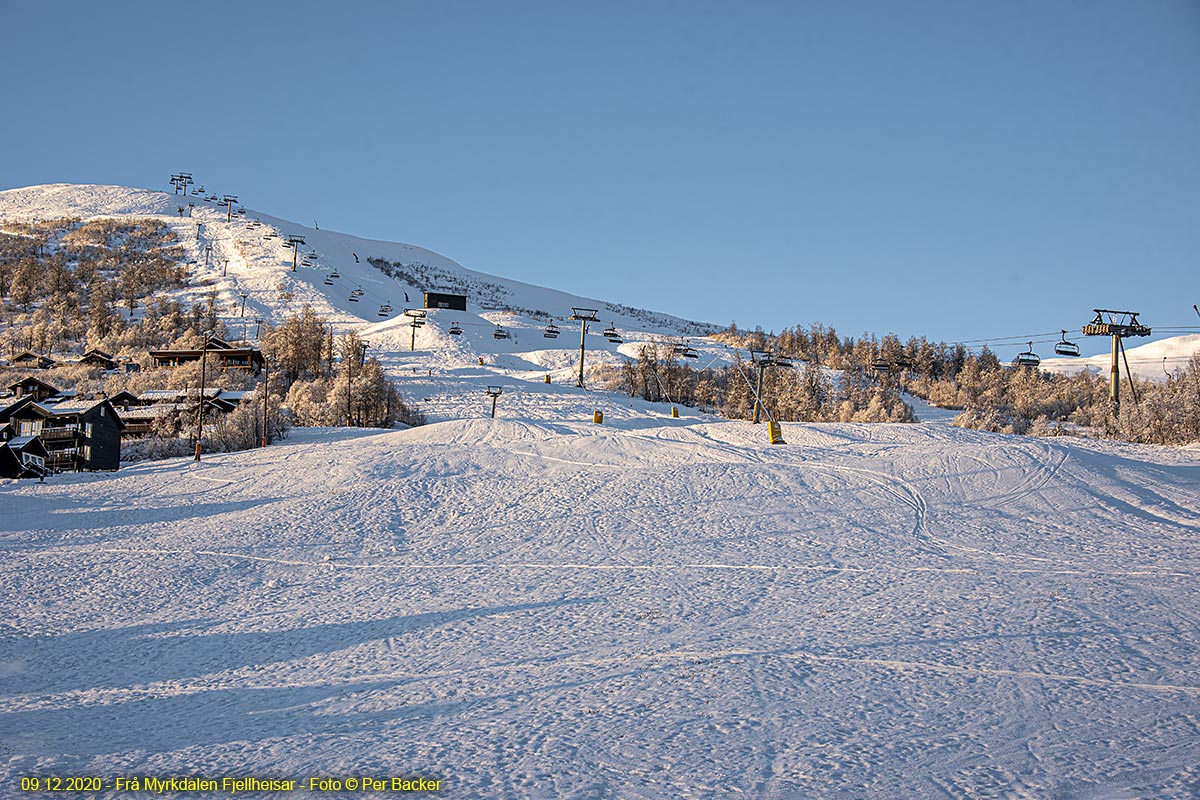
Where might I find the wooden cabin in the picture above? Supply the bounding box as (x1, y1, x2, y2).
(11, 351, 56, 370)
(79, 349, 118, 370)
(148, 338, 264, 374)
(0, 435, 48, 478)
(6, 377, 60, 402)
(0, 396, 125, 472)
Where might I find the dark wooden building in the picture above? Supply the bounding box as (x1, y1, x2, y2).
(0, 435, 48, 479)
(79, 349, 118, 370)
(105, 390, 141, 410)
(424, 291, 468, 311)
(149, 338, 264, 374)
(7, 377, 60, 402)
(0, 396, 125, 472)
(10, 351, 56, 370)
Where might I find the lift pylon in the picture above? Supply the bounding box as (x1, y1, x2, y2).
(1081, 309, 1151, 415)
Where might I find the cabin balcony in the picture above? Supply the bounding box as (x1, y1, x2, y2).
(38, 426, 80, 442)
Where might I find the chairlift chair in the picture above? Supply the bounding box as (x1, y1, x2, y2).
(1054, 330, 1081, 357)
(1012, 342, 1041, 368)
(449, 324, 463, 336)
(348, 294, 359, 302)
(544, 323, 560, 338)
(328, 270, 340, 279)
(323, 276, 334, 286)
(378, 305, 391, 317)
(493, 326, 509, 340)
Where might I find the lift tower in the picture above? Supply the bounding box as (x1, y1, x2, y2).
(285, 235, 306, 271)
(749, 350, 793, 424)
(569, 307, 600, 388)
(1082, 309, 1151, 415)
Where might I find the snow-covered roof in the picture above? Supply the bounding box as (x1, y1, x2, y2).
(117, 405, 180, 419)
(39, 400, 104, 415)
(138, 388, 221, 402)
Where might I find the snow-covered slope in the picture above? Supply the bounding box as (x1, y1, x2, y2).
(0, 184, 721, 382)
(2, 413, 1198, 798)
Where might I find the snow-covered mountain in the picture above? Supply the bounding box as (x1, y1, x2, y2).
(0, 183, 726, 381)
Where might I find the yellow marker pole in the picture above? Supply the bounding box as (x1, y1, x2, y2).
(593, 410, 603, 424)
(671, 407, 679, 418)
(768, 421, 785, 445)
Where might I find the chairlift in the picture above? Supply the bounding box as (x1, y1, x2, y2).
(323, 276, 334, 286)
(493, 326, 509, 340)
(1054, 330, 1081, 357)
(449, 324, 463, 336)
(378, 305, 391, 317)
(1012, 342, 1041, 368)
(544, 323, 560, 338)
(602, 325, 620, 339)
(329, 270, 340, 279)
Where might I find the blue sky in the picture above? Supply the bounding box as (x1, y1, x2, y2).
(2, 1, 1198, 356)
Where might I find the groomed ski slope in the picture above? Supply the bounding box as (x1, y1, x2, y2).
(3, 408, 1199, 799)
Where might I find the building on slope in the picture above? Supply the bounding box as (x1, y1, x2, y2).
(424, 291, 468, 311)
(10, 351, 56, 370)
(149, 337, 264, 374)
(0, 395, 125, 472)
(0, 434, 48, 479)
(6, 377, 61, 402)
